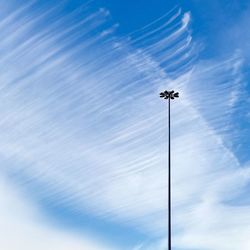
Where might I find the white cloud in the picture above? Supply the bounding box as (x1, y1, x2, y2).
(0, 176, 114, 250)
(0, 2, 249, 250)
(182, 12, 191, 28)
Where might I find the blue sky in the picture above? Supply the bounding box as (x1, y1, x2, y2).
(0, 0, 250, 249)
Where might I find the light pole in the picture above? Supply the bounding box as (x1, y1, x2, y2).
(159, 90, 179, 250)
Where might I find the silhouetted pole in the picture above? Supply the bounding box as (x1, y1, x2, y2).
(159, 90, 179, 250)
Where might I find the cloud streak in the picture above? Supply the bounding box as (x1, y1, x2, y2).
(0, 1, 249, 250)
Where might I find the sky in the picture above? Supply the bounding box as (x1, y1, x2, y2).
(0, 0, 250, 249)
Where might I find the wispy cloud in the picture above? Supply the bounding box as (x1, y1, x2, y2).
(0, 1, 249, 250)
(0, 175, 114, 250)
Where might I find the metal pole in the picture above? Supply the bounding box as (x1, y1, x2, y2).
(168, 96, 171, 250)
(159, 90, 179, 250)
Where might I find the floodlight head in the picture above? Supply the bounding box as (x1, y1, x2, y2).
(160, 92, 165, 98)
(159, 90, 179, 100)
(174, 92, 179, 98)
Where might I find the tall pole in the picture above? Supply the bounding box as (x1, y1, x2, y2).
(159, 90, 179, 250)
(168, 96, 171, 250)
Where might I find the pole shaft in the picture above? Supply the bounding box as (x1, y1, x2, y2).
(168, 97, 171, 250)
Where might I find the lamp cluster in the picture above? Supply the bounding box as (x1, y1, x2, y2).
(159, 90, 179, 100)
